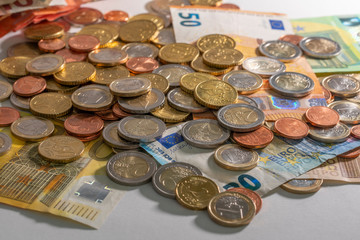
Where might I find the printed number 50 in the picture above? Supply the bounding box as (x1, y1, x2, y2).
(179, 13, 201, 27)
(223, 174, 261, 191)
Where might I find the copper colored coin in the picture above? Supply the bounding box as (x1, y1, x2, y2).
(38, 38, 66, 53)
(55, 48, 87, 63)
(338, 147, 360, 159)
(64, 113, 104, 136)
(104, 10, 129, 22)
(0, 107, 20, 126)
(112, 103, 132, 118)
(68, 34, 100, 52)
(13, 76, 47, 97)
(305, 106, 340, 128)
(54, 18, 71, 32)
(67, 130, 102, 142)
(125, 57, 159, 73)
(227, 187, 262, 214)
(322, 86, 334, 104)
(279, 34, 304, 46)
(232, 126, 274, 149)
(95, 109, 119, 121)
(64, 8, 103, 26)
(274, 117, 309, 139)
(217, 3, 240, 9)
(351, 125, 360, 139)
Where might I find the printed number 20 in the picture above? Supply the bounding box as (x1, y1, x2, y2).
(223, 174, 261, 191)
(179, 13, 201, 27)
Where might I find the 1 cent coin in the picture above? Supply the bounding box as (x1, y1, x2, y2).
(13, 76, 47, 97)
(64, 113, 104, 137)
(274, 117, 309, 139)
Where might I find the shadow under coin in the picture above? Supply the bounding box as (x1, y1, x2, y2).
(194, 211, 247, 234)
(275, 187, 317, 199)
(138, 183, 196, 216)
(93, 166, 136, 192)
(0, 203, 92, 230)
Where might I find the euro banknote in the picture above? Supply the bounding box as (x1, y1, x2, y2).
(298, 155, 360, 183)
(292, 16, 360, 73)
(170, 6, 294, 43)
(0, 118, 126, 229)
(141, 123, 360, 196)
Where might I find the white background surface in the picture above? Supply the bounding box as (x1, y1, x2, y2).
(1, 0, 360, 239)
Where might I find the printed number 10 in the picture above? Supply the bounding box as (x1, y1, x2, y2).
(179, 13, 201, 27)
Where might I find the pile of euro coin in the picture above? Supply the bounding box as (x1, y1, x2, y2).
(1, 2, 360, 228)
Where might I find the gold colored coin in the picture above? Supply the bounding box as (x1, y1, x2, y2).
(10, 116, 55, 141)
(191, 56, 233, 76)
(26, 54, 65, 76)
(7, 42, 41, 57)
(119, 20, 158, 43)
(197, 34, 236, 53)
(93, 65, 130, 85)
(159, 43, 199, 64)
(281, 179, 323, 194)
(138, 73, 170, 93)
(190, 0, 222, 6)
(105, 40, 126, 50)
(0, 56, 32, 78)
(30, 92, 72, 118)
(87, 23, 119, 40)
(203, 48, 244, 68)
(0, 80, 12, 102)
(180, 72, 219, 94)
(46, 79, 79, 93)
(129, 13, 165, 30)
(214, 144, 259, 171)
(24, 22, 64, 40)
(38, 135, 85, 163)
(54, 62, 96, 85)
(194, 80, 238, 109)
(208, 192, 256, 227)
(151, 100, 190, 123)
(71, 85, 114, 111)
(175, 175, 220, 210)
(77, 26, 116, 48)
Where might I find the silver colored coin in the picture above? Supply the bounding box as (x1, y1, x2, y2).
(10, 93, 30, 110)
(25, 54, 64, 76)
(214, 144, 259, 171)
(322, 75, 360, 98)
(181, 119, 230, 148)
(71, 84, 114, 111)
(0, 132, 12, 156)
(106, 151, 158, 186)
(88, 48, 128, 66)
(167, 88, 208, 113)
(121, 43, 159, 58)
(222, 70, 263, 94)
(287, 179, 317, 187)
(269, 72, 314, 97)
(152, 162, 202, 198)
(259, 40, 302, 62)
(152, 64, 194, 87)
(0, 80, 12, 101)
(328, 100, 360, 124)
(299, 37, 341, 58)
(117, 88, 165, 114)
(102, 122, 139, 149)
(109, 77, 151, 97)
(10, 116, 55, 141)
(151, 28, 176, 46)
(242, 56, 286, 77)
(217, 104, 265, 132)
(237, 95, 259, 108)
(117, 115, 166, 142)
(308, 122, 350, 143)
